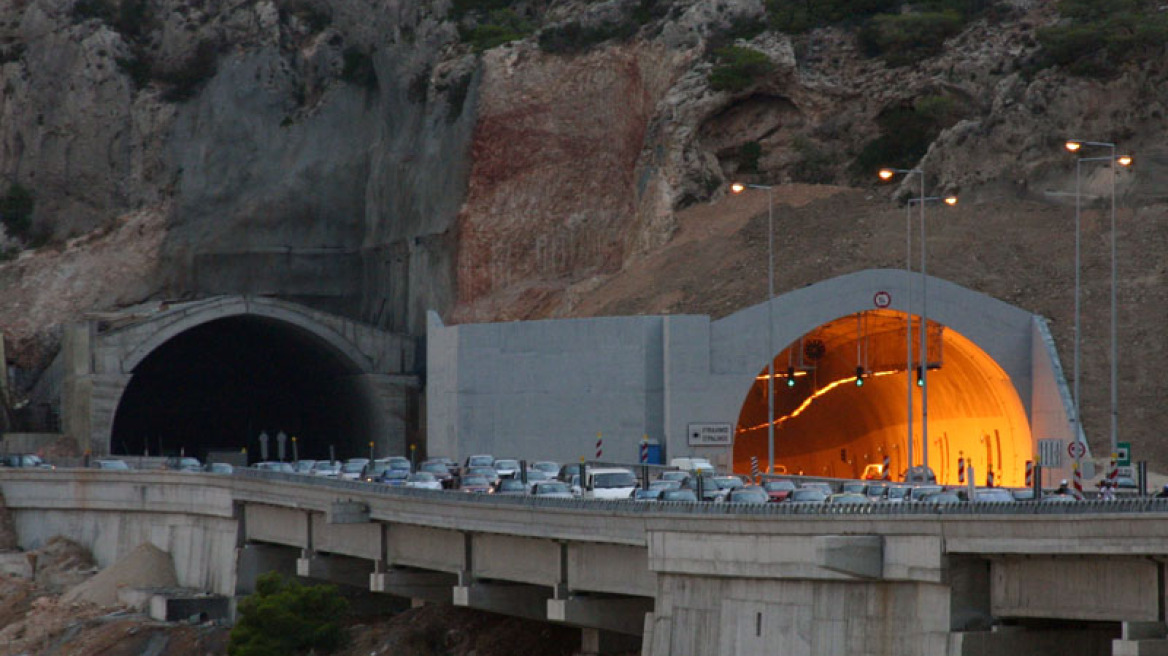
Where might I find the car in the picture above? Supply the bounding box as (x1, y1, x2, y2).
(1040, 492, 1080, 503)
(311, 461, 341, 478)
(660, 489, 699, 502)
(1010, 488, 1037, 501)
(861, 463, 886, 480)
(634, 488, 665, 501)
(464, 454, 495, 471)
(557, 463, 583, 483)
(423, 457, 459, 477)
(904, 465, 937, 484)
(906, 485, 944, 502)
(762, 480, 797, 502)
(864, 482, 889, 499)
(826, 492, 871, 505)
(405, 472, 443, 490)
(494, 479, 529, 496)
(417, 461, 455, 488)
(800, 482, 834, 495)
(294, 459, 318, 474)
(339, 459, 370, 481)
(493, 459, 521, 479)
(1113, 476, 1138, 491)
(648, 479, 682, 492)
(914, 490, 962, 504)
(254, 461, 296, 474)
(164, 456, 203, 472)
(519, 469, 550, 491)
(94, 459, 131, 470)
(582, 468, 638, 500)
(972, 488, 1015, 503)
(658, 471, 691, 485)
(1, 454, 52, 469)
(383, 456, 413, 474)
(465, 465, 500, 486)
(532, 481, 574, 499)
(726, 486, 770, 504)
(786, 489, 828, 504)
(531, 461, 560, 478)
(377, 470, 410, 487)
(840, 482, 868, 495)
(883, 484, 912, 503)
(206, 462, 234, 475)
(685, 475, 723, 502)
(459, 474, 492, 494)
(669, 457, 716, 475)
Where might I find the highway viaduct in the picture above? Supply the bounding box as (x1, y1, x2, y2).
(2, 468, 1168, 656)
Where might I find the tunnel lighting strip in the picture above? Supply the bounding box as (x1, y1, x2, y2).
(755, 371, 809, 381)
(739, 370, 899, 433)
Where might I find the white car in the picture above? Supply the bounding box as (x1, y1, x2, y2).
(405, 472, 443, 490)
(582, 467, 638, 500)
(339, 459, 369, 481)
(493, 458, 521, 479)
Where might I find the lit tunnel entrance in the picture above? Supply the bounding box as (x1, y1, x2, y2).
(110, 316, 381, 462)
(734, 310, 1032, 487)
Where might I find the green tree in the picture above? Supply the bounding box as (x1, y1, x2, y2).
(228, 572, 349, 656)
(708, 46, 775, 92)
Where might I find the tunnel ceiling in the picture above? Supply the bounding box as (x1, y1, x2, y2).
(734, 310, 1031, 486)
(111, 315, 377, 462)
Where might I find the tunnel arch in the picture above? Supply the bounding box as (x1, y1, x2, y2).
(105, 298, 393, 463)
(732, 310, 1031, 486)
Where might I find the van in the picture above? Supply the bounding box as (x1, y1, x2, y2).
(669, 457, 716, 475)
(583, 467, 639, 500)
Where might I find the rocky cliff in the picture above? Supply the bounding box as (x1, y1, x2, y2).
(1, 0, 1166, 462)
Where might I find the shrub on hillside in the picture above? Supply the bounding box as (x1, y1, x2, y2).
(228, 572, 349, 656)
(708, 46, 774, 92)
(461, 9, 534, 52)
(857, 11, 965, 67)
(1036, 0, 1168, 77)
(851, 93, 968, 177)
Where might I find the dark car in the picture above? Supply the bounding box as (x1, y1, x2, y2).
(377, 470, 410, 487)
(634, 488, 665, 501)
(417, 461, 455, 488)
(164, 456, 203, 472)
(459, 474, 492, 494)
(1, 454, 51, 469)
(558, 463, 583, 483)
(494, 479, 529, 496)
(786, 489, 828, 504)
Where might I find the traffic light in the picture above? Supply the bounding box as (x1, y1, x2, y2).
(855, 366, 864, 387)
(915, 366, 924, 387)
(786, 366, 796, 387)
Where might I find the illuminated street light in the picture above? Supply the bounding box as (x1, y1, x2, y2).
(879, 167, 924, 475)
(730, 181, 776, 476)
(1064, 140, 1133, 477)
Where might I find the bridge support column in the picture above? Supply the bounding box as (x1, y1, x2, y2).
(235, 543, 298, 595)
(296, 553, 374, 589)
(371, 568, 456, 604)
(1113, 622, 1168, 656)
(548, 595, 652, 636)
(950, 624, 1119, 655)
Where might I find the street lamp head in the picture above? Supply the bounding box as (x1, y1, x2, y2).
(730, 182, 746, 194)
(878, 169, 896, 181)
(1117, 155, 1133, 167)
(1065, 141, 1082, 152)
(944, 196, 958, 206)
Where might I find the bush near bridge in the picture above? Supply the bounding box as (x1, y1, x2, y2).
(228, 572, 349, 656)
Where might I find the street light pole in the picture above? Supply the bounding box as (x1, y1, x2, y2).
(731, 182, 776, 476)
(1064, 140, 1132, 474)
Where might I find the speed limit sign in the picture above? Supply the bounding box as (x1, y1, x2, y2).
(1067, 441, 1086, 459)
(873, 291, 892, 308)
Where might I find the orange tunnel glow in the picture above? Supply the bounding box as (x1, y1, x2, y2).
(734, 310, 1032, 487)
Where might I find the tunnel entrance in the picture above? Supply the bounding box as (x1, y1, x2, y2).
(110, 315, 380, 463)
(734, 310, 1031, 486)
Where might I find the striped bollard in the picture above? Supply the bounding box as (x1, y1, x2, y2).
(596, 433, 603, 460)
(1024, 460, 1034, 487)
(957, 454, 966, 484)
(882, 455, 891, 481)
(1073, 462, 1083, 493)
(750, 456, 760, 482)
(639, 438, 648, 464)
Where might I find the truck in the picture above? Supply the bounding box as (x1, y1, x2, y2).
(582, 467, 639, 500)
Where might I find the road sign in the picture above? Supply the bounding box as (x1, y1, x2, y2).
(1038, 439, 1063, 468)
(1117, 442, 1131, 466)
(1067, 441, 1086, 459)
(687, 423, 733, 446)
(873, 291, 892, 308)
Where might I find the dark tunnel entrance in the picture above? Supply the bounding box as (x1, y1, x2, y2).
(110, 316, 379, 463)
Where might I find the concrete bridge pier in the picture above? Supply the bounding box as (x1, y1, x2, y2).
(236, 543, 299, 595)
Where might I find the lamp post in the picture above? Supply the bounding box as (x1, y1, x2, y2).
(731, 181, 775, 476)
(878, 168, 924, 475)
(1063, 140, 1132, 473)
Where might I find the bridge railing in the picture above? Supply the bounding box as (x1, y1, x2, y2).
(232, 468, 1168, 516)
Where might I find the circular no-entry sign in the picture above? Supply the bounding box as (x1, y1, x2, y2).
(1068, 441, 1086, 459)
(873, 291, 892, 308)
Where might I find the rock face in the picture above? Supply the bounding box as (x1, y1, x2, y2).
(2, 1, 1168, 462)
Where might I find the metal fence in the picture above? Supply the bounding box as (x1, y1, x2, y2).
(233, 468, 1168, 517)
